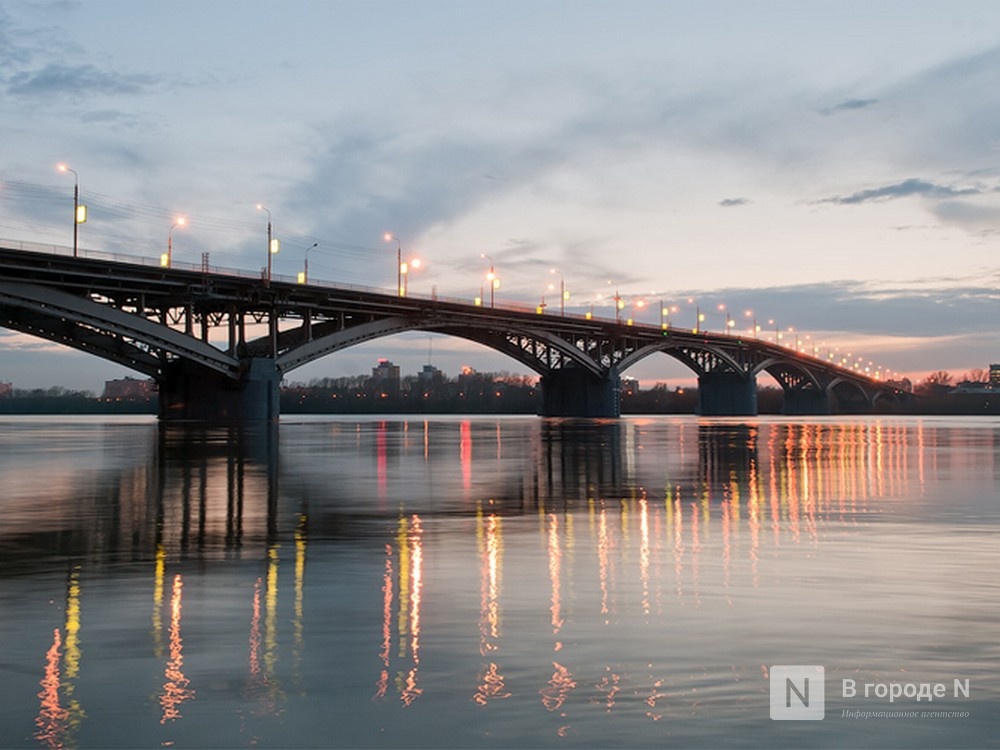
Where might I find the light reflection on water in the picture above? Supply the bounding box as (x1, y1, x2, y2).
(0, 414, 998, 749)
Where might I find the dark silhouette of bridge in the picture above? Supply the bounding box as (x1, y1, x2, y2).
(0, 244, 908, 421)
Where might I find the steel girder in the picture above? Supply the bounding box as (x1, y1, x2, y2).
(0, 280, 240, 378)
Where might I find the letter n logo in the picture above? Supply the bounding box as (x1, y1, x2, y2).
(770, 665, 825, 720)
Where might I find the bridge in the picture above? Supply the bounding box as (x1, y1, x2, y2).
(0, 244, 908, 421)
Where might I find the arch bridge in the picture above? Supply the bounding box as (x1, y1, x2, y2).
(0, 245, 907, 421)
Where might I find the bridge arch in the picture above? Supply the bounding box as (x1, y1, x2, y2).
(275, 316, 606, 378)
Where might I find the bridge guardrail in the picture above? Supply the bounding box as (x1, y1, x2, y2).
(0, 237, 561, 316)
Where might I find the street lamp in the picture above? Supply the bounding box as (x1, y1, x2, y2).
(627, 298, 646, 326)
(298, 242, 318, 284)
(400, 257, 421, 297)
(57, 163, 86, 257)
(384, 233, 404, 296)
(482, 253, 498, 308)
(257, 204, 279, 283)
(549, 268, 568, 316)
(608, 281, 623, 323)
(162, 216, 186, 268)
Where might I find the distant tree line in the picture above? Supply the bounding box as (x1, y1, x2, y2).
(0, 387, 156, 414)
(1, 368, 996, 415)
(281, 371, 540, 414)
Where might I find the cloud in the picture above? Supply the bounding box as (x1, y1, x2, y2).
(820, 178, 982, 205)
(6, 63, 156, 97)
(820, 98, 879, 115)
(718, 197, 749, 207)
(929, 200, 1000, 231)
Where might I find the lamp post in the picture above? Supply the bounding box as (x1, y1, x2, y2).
(482, 253, 498, 308)
(257, 204, 279, 284)
(608, 281, 623, 323)
(299, 242, 318, 284)
(162, 217, 186, 268)
(384, 233, 404, 296)
(57, 164, 85, 257)
(549, 268, 568, 316)
(400, 257, 421, 297)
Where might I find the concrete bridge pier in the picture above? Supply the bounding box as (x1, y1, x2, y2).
(697, 370, 758, 416)
(782, 387, 832, 415)
(540, 367, 621, 418)
(158, 357, 281, 422)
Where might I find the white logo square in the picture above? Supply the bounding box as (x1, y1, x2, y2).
(770, 665, 825, 720)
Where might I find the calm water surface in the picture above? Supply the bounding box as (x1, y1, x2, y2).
(0, 415, 997, 749)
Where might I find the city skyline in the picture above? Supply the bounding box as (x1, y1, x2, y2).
(2, 1, 1000, 390)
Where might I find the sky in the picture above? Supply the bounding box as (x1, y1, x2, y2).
(1, 0, 1000, 392)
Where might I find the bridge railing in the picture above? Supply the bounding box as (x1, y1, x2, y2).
(0, 236, 545, 314)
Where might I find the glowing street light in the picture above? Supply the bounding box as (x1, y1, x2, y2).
(162, 216, 186, 268)
(256, 204, 279, 284)
(482, 253, 499, 308)
(298, 242, 318, 284)
(384, 233, 404, 296)
(627, 298, 646, 326)
(400, 257, 421, 296)
(57, 163, 86, 257)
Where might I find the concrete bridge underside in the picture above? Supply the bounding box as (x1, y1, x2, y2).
(0, 248, 908, 422)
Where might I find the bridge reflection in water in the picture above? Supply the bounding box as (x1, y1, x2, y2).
(4, 416, 995, 747)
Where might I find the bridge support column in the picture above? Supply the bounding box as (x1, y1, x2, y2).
(697, 371, 757, 416)
(540, 368, 620, 418)
(782, 387, 832, 415)
(159, 357, 280, 422)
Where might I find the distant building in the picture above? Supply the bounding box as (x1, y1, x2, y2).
(621, 376, 640, 397)
(991, 364, 1000, 385)
(102, 376, 156, 400)
(952, 381, 995, 395)
(371, 359, 401, 383)
(0, 382, 11, 399)
(418, 364, 442, 382)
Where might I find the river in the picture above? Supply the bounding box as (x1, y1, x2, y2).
(0, 415, 997, 748)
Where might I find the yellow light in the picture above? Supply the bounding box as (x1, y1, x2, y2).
(492, 278, 500, 289)
(411, 258, 422, 269)
(297, 271, 306, 284)
(400, 262, 409, 274)
(75, 204, 87, 223)
(536, 306, 544, 314)
(474, 296, 482, 306)
(160, 253, 169, 267)
(698, 313, 705, 322)
(270, 238, 280, 254)
(626, 318, 634, 326)
(585, 311, 592, 320)
(563, 290, 570, 300)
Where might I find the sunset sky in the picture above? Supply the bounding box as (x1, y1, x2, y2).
(2, 0, 999, 390)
